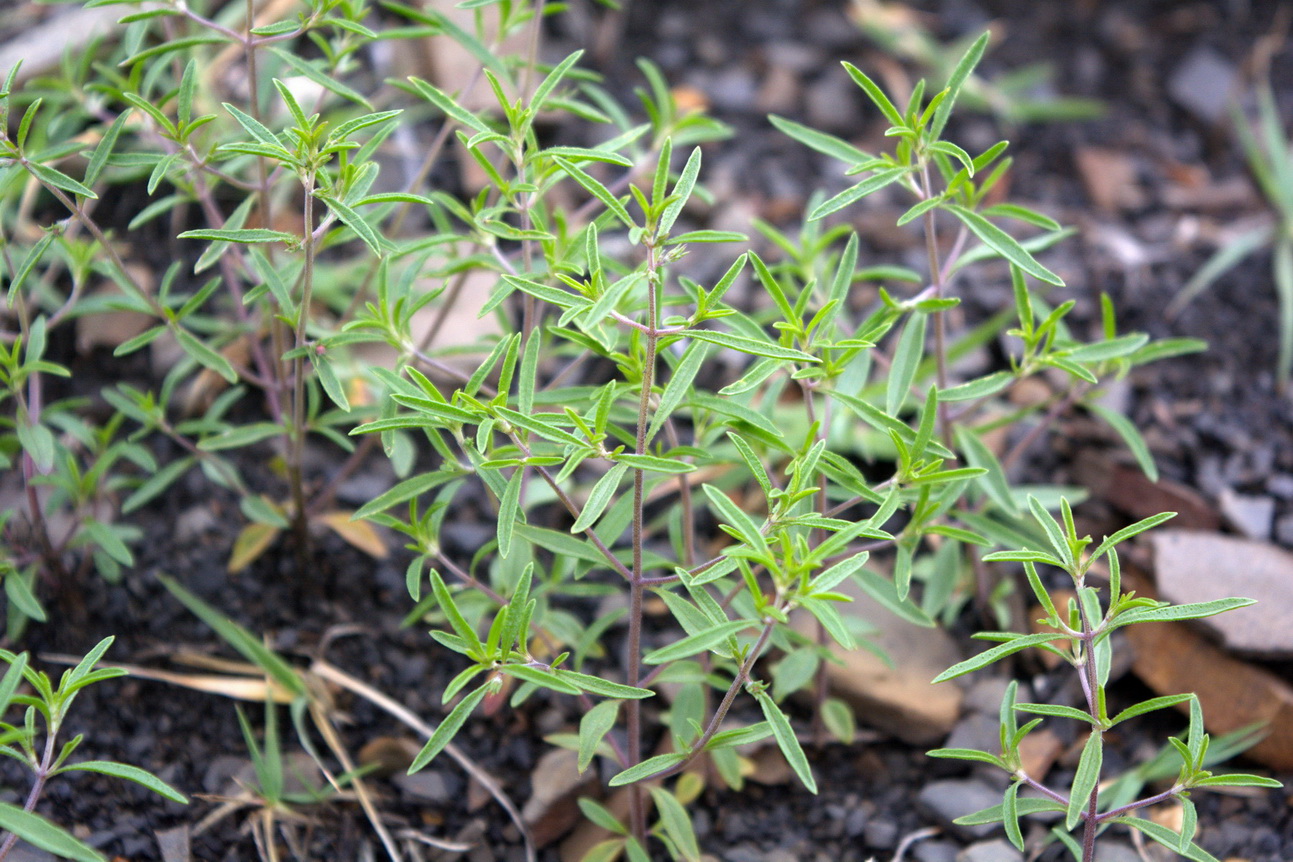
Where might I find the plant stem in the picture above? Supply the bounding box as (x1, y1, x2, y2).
(287, 173, 317, 554)
(1076, 584, 1103, 862)
(625, 241, 663, 844)
(0, 719, 60, 861)
(646, 620, 777, 782)
(920, 164, 952, 446)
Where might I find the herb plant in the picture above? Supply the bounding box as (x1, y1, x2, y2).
(0, 0, 1275, 858)
(0, 638, 186, 862)
(930, 499, 1283, 861)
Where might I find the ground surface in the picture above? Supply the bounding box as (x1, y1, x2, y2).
(3, 0, 1293, 861)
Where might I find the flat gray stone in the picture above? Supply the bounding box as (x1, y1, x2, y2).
(1168, 46, 1238, 124)
(918, 779, 1002, 839)
(1151, 529, 1293, 657)
(1219, 488, 1275, 540)
(1094, 842, 1141, 862)
(957, 839, 1022, 862)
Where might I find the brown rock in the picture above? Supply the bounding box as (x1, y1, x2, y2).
(793, 576, 963, 745)
(1123, 570, 1293, 771)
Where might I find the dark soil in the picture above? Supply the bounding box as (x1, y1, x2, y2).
(5, 1, 1293, 861)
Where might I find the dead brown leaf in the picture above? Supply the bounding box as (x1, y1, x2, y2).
(228, 522, 280, 574)
(317, 510, 388, 559)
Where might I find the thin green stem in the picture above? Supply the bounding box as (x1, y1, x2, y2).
(625, 242, 662, 845)
(287, 173, 317, 547)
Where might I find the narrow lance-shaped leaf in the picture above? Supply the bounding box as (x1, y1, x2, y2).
(929, 32, 990, 139)
(554, 156, 635, 229)
(947, 204, 1063, 286)
(571, 463, 628, 533)
(886, 312, 927, 416)
(578, 699, 619, 773)
(1066, 729, 1103, 830)
(650, 788, 702, 862)
(754, 689, 817, 794)
(57, 761, 187, 804)
(409, 683, 490, 773)
(1087, 402, 1158, 482)
(642, 619, 753, 664)
(0, 803, 106, 862)
(646, 340, 708, 443)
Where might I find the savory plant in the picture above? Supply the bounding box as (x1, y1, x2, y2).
(0, 0, 1270, 859)
(929, 499, 1282, 862)
(0, 638, 186, 862)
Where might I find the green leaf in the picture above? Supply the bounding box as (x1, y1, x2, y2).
(1114, 597, 1255, 627)
(318, 194, 387, 255)
(661, 146, 701, 235)
(768, 114, 870, 166)
(178, 228, 297, 244)
(608, 752, 687, 786)
(929, 32, 990, 139)
(685, 328, 817, 362)
(947, 204, 1063, 286)
(1066, 730, 1103, 830)
(931, 632, 1063, 683)
(650, 787, 701, 862)
(886, 312, 927, 416)
(641, 619, 752, 665)
(1191, 773, 1284, 789)
(27, 161, 97, 199)
(497, 468, 523, 559)
(83, 518, 133, 566)
(701, 484, 766, 553)
(269, 47, 371, 108)
(571, 463, 629, 533)
(577, 699, 619, 773)
(981, 203, 1062, 231)
(1113, 817, 1221, 862)
(173, 330, 238, 384)
(555, 156, 635, 229)
(1002, 780, 1024, 851)
(647, 340, 709, 445)
(1014, 703, 1096, 724)
(578, 797, 628, 835)
(808, 168, 909, 222)
(17, 419, 56, 472)
(84, 111, 129, 188)
(926, 747, 1006, 767)
(198, 422, 284, 451)
(352, 472, 455, 520)
(754, 689, 816, 794)
(406, 77, 493, 135)
(1087, 401, 1158, 482)
(431, 569, 483, 654)
(556, 669, 653, 699)
(157, 574, 307, 698)
(954, 425, 1018, 515)
(953, 797, 1065, 826)
(123, 456, 194, 514)
(841, 62, 904, 127)
(500, 274, 585, 310)
(58, 761, 187, 803)
(409, 684, 489, 773)
(222, 102, 280, 146)
(938, 370, 1012, 402)
(5, 574, 45, 623)
(0, 802, 106, 862)
(821, 698, 856, 744)
(615, 453, 695, 474)
(1089, 511, 1176, 562)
